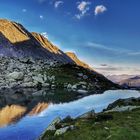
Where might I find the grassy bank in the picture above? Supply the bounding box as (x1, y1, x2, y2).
(41, 108, 140, 140)
(40, 64, 118, 90)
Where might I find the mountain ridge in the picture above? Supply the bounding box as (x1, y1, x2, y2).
(0, 19, 74, 64)
(66, 52, 93, 70)
(0, 18, 98, 71)
(0, 18, 119, 91)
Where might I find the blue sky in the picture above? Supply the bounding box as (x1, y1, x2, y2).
(0, 0, 140, 75)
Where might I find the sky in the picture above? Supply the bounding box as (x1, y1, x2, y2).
(0, 0, 140, 75)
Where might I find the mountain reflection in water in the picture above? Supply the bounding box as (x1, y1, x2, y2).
(0, 105, 26, 127)
(0, 88, 81, 127)
(0, 102, 50, 127)
(29, 102, 49, 116)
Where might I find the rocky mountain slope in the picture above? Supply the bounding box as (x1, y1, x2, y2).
(0, 18, 119, 92)
(0, 19, 73, 63)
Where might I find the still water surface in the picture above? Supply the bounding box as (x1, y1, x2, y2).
(0, 90, 140, 140)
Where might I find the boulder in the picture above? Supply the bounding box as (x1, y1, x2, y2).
(51, 84, 56, 89)
(77, 89, 88, 94)
(7, 71, 24, 80)
(67, 84, 72, 89)
(77, 73, 83, 77)
(72, 84, 77, 89)
(46, 117, 61, 131)
(83, 75, 88, 80)
(79, 81, 87, 85)
(20, 82, 38, 88)
(42, 83, 50, 87)
(78, 110, 95, 119)
(33, 74, 44, 84)
(82, 85, 87, 89)
(106, 105, 140, 112)
(55, 126, 73, 136)
(47, 76, 55, 82)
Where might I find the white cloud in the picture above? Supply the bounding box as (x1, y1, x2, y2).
(77, 1, 90, 12)
(54, 1, 64, 8)
(75, 1, 91, 19)
(87, 42, 140, 56)
(41, 32, 48, 38)
(94, 5, 107, 16)
(40, 15, 44, 19)
(22, 9, 27, 12)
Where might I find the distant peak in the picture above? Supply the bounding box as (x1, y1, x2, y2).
(66, 52, 76, 55)
(66, 52, 77, 58)
(66, 52, 93, 71)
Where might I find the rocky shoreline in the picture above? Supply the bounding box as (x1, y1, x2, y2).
(38, 96, 140, 140)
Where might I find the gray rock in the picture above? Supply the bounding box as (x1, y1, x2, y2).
(42, 83, 50, 87)
(46, 117, 61, 131)
(24, 76, 33, 82)
(79, 81, 87, 85)
(47, 76, 55, 82)
(72, 84, 77, 89)
(77, 89, 88, 94)
(20, 82, 38, 88)
(43, 74, 48, 82)
(7, 71, 24, 80)
(33, 74, 44, 84)
(82, 85, 87, 89)
(51, 84, 56, 89)
(83, 75, 88, 80)
(54, 126, 69, 136)
(106, 105, 140, 112)
(78, 110, 95, 119)
(78, 73, 83, 77)
(67, 84, 72, 89)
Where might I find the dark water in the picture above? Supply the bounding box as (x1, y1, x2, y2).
(0, 90, 140, 140)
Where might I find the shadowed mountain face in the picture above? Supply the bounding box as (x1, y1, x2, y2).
(0, 19, 74, 63)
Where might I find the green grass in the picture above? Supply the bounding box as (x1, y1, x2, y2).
(41, 108, 140, 140)
(39, 64, 117, 90)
